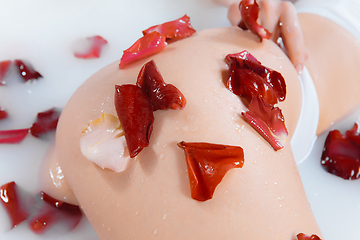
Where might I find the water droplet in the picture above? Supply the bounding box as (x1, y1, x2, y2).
(162, 214, 167, 221)
(191, 126, 198, 131)
(135, 211, 139, 215)
(153, 229, 158, 235)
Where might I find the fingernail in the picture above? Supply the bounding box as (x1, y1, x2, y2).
(295, 63, 303, 75)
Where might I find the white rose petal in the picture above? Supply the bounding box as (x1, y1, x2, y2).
(80, 113, 134, 172)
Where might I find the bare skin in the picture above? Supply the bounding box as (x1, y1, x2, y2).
(56, 27, 321, 239)
(298, 13, 360, 134)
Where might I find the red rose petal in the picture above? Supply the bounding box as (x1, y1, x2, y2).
(242, 95, 288, 151)
(226, 50, 286, 106)
(230, 68, 279, 106)
(29, 192, 82, 234)
(0, 128, 29, 144)
(297, 233, 322, 240)
(74, 35, 108, 59)
(14, 60, 42, 82)
(1, 181, 82, 234)
(142, 15, 196, 43)
(30, 108, 61, 138)
(321, 123, 360, 180)
(0, 182, 31, 228)
(119, 31, 167, 68)
(238, 0, 272, 42)
(114, 84, 154, 158)
(0, 108, 8, 120)
(177, 141, 244, 201)
(0, 60, 12, 85)
(345, 122, 360, 146)
(136, 60, 186, 111)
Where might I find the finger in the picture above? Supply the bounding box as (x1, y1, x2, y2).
(257, 0, 281, 39)
(227, 2, 241, 26)
(279, 1, 306, 74)
(213, 0, 239, 7)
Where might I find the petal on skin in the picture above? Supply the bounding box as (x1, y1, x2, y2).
(297, 233, 322, 240)
(242, 95, 288, 151)
(114, 84, 154, 158)
(136, 60, 186, 111)
(142, 14, 196, 43)
(177, 141, 244, 201)
(80, 113, 134, 172)
(119, 32, 167, 68)
(225, 50, 286, 106)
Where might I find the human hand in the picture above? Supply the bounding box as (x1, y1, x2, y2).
(227, 0, 306, 74)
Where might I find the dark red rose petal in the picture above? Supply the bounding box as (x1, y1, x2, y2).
(297, 233, 322, 240)
(30, 108, 61, 138)
(0, 182, 31, 228)
(0, 60, 12, 85)
(321, 123, 360, 180)
(345, 122, 360, 146)
(142, 15, 196, 43)
(238, 20, 248, 31)
(136, 60, 186, 111)
(119, 31, 167, 68)
(242, 95, 288, 151)
(227, 50, 260, 65)
(0, 128, 29, 144)
(14, 60, 42, 82)
(74, 35, 108, 59)
(229, 68, 278, 106)
(238, 0, 272, 42)
(1, 182, 82, 234)
(0, 108, 8, 120)
(114, 84, 154, 158)
(226, 50, 286, 106)
(177, 141, 244, 201)
(29, 192, 82, 234)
